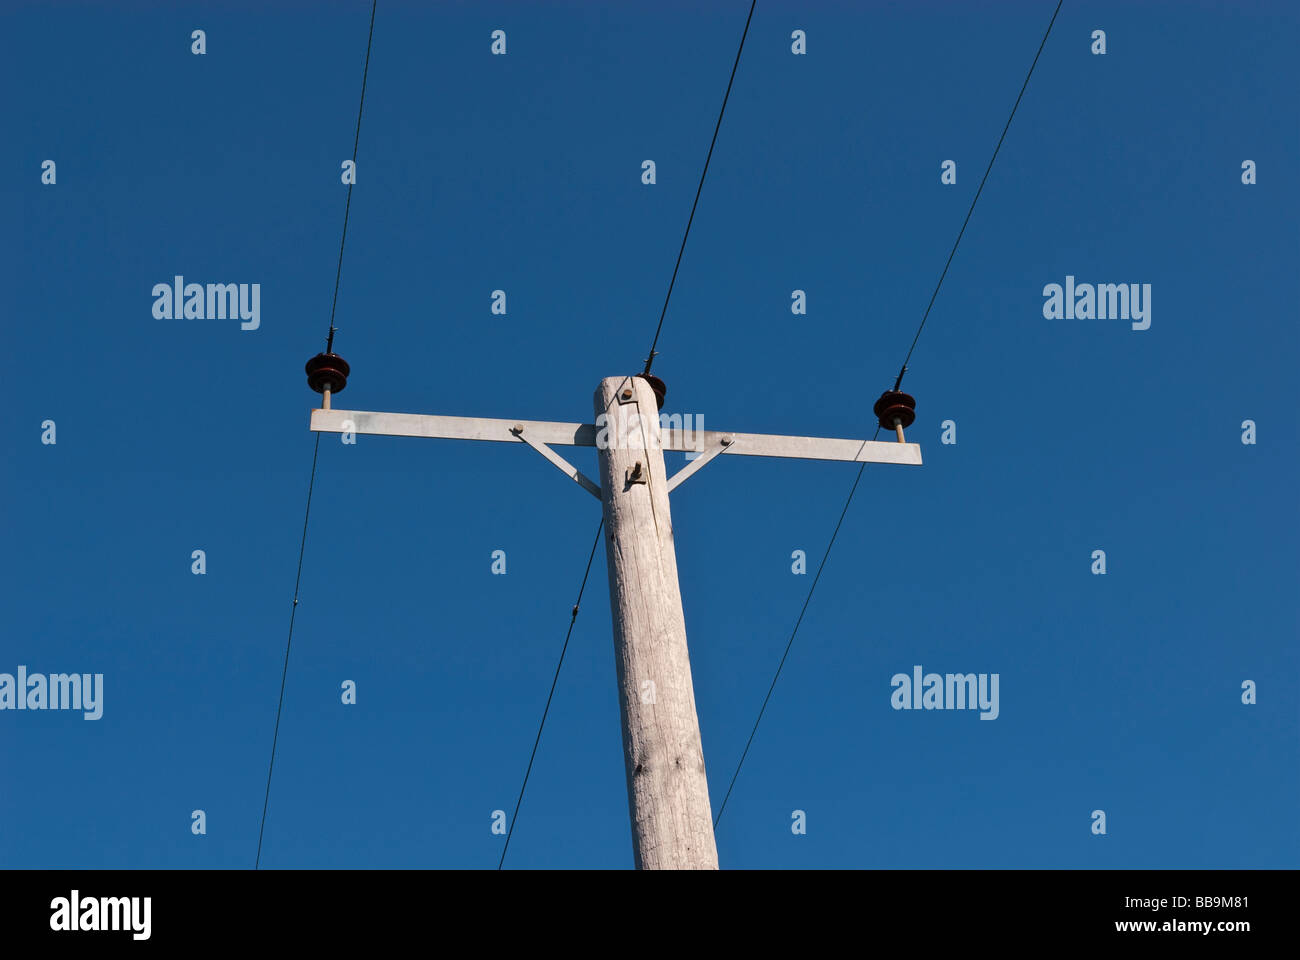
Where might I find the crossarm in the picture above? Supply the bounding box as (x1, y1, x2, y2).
(310, 409, 921, 466)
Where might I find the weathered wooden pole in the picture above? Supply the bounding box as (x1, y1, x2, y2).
(593, 375, 719, 870)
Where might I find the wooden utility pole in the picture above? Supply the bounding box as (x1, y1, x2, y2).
(594, 375, 716, 868)
(307, 364, 922, 869)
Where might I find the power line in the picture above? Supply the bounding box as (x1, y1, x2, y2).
(894, 0, 1064, 391)
(323, 0, 377, 356)
(256, 1, 378, 869)
(713, 428, 880, 828)
(498, 519, 605, 869)
(642, 0, 757, 375)
(714, 0, 1063, 830)
(256, 434, 321, 869)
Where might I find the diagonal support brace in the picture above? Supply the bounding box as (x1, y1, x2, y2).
(510, 423, 602, 499)
(666, 436, 734, 493)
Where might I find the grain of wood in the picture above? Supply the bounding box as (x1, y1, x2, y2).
(594, 376, 719, 870)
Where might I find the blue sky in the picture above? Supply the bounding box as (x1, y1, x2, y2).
(3, 0, 1296, 869)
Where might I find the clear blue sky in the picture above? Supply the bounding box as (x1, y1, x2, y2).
(3, 0, 1296, 869)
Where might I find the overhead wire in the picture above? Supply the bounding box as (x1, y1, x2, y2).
(256, 0, 379, 869)
(713, 0, 1065, 830)
(498, 520, 605, 869)
(642, 0, 758, 375)
(325, 0, 378, 354)
(894, 0, 1064, 390)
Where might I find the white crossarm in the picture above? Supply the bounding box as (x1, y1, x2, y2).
(310, 409, 922, 466)
(311, 409, 595, 446)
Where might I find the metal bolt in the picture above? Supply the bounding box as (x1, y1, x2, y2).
(721, 435, 733, 446)
(513, 423, 524, 433)
(621, 388, 633, 400)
